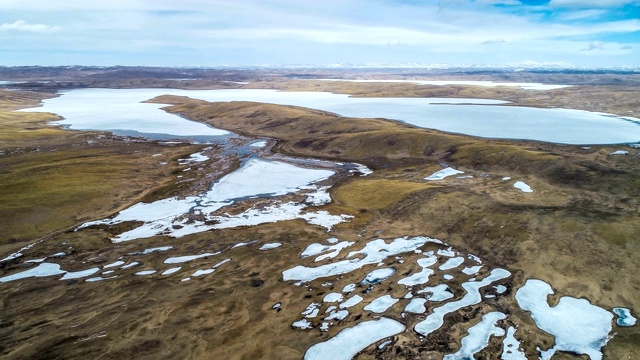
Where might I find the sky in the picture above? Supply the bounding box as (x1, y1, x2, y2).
(0, 0, 639, 68)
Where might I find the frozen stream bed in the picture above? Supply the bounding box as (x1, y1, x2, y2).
(19, 88, 640, 144)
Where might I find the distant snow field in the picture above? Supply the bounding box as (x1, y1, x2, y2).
(316, 78, 571, 91)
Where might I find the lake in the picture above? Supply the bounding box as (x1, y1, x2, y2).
(20, 88, 640, 145)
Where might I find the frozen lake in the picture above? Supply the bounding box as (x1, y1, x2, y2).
(20, 88, 640, 145)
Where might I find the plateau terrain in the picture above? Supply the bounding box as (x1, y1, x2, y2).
(0, 67, 638, 360)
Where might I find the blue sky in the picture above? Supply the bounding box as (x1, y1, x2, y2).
(0, 0, 638, 67)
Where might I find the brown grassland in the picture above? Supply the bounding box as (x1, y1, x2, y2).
(0, 78, 638, 360)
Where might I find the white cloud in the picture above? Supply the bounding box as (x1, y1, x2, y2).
(0, 20, 60, 33)
(580, 41, 605, 51)
(476, 0, 522, 5)
(560, 9, 607, 20)
(550, 0, 639, 7)
(481, 38, 507, 44)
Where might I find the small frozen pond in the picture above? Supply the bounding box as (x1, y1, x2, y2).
(19, 88, 640, 145)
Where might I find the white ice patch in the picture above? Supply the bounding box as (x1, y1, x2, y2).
(259, 243, 282, 250)
(514, 181, 533, 193)
(59, 267, 100, 280)
(79, 159, 345, 241)
(437, 248, 456, 257)
(1, 242, 39, 263)
(283, 236, 438, 282)
(425, 167, 464, 181)
(398, 256, 437, 286)
(443, 312, 506, 360)
(362, 268, 396, 285)
(0, 262, 66, 282)
(191, 269, 215, 277)
(163, 252, 219, 264)
(161, 267, 181, 275)
(462, 265, 483, 275)
(324, 309, 349, 321)
(301, 241, 354, 261)
(304, 186, 332, 206)
(502, 326, 527, 360)
(609, 150, 629, 155)
(417, 284, 454, 302)
(468, 254, 482, 264)
(25, 258, 46, 264)
(404, 298, 427, 314)
(138, 246, 173, 255)
(302, 303, 321, 318)
(439, 256, 464, 271)
(364, 295, 399, 313)
(304, 317, 405, 360)
(351, 163, 373, 176)
(515, 279, 613, 360)
(442, 274, 454, 280)
(135, 270, 156, 276)
(495, 285, 507, 294)
(292, 319, 314, 329)
(120, 261, 140, 269)
(231, 241, 257, 249)
(323, 292, 344, 303)
(613, 307, 637, 327)
(340, 295, 363, 309)
(181, 152, 209, 163)
(415, 268, 511, 336)
(342, 283, 356, 293)
(249, 140, 267, 148)
(502, 176, 512, 181)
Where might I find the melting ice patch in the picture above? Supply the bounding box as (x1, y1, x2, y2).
(163, 252, 219, 264)
(283, 236, 439, 282)
(79, 159, 349, 241)
(417, 284, 454, 302)
(513, 181, 533, 193)
(502, 326, 527, 360)
(414, 268, 511, 336)
(404, 298, 427, 313)
(425, 167, 464, 181)
(443, 312, 506, 360)
(364, 295, 399, 313)
(0, 263, 104, 282)
(0, 263, 65, 282)
(439, 256, 464, 271)
(361, 268, 395, 285)
(259, 243, 282, 250)
(515, 279, 613, 360)
(613, 307, 637, 327)
(340, 295, 363, 309)
(304, 318, 405, 360)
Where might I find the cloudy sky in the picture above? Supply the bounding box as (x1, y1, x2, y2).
(0, 0, 638, 67)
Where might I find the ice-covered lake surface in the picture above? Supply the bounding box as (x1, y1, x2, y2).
(78, 157, 353, 242)
(19, 88, 640, 145)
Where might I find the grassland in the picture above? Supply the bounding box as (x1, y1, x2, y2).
(0, 90, 201, 252)
(0, 78, 638, 360)
(155, 95, 640, 358)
